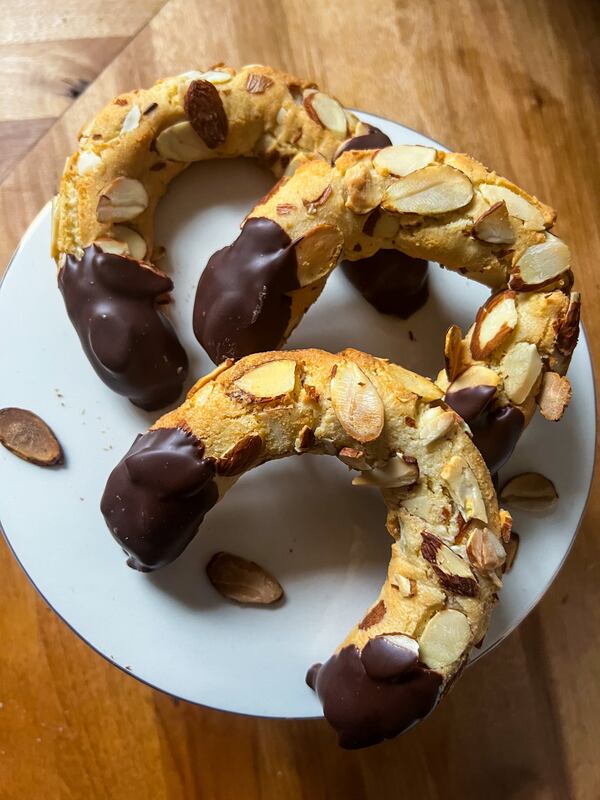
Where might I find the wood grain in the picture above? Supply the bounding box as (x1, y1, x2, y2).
(1, 0, 599, 797)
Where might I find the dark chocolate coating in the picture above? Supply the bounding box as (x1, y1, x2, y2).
(341, 250, 429, 319)
(307, 645, 442, 749)
(193, 218, 299, 364)
(58, 246, 187, 410)
(360, 636, 419, 681)
(333, 125, 392, 161)
(445, 387, 525, 474)
(101, 427, 218, 570)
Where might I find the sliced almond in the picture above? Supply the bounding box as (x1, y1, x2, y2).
(50, 194, 61, 258)
(338, 446, 369, 470)
(509, 233, 571, 290)
(499, 472, 558, 511)
(156, 121, 211, 161)
(96, 177, 148, 223)
(470, 290, 518, 360)
(198, 70, 233, 84)
(294, 224, 343, 287)
(206, 552, 283, 604)
(499, 508, 513, 543)
(479, 184, 546, 231)
(421, 531, 479, 596)
(444, 324, 465, 382)
(371, 211, 401, 240)
(466, 525, 506, 573)
(419, 609, 471, 669)
(537, 372, 572, 421)
(441, 455, 488, 523)
(353, 454, 419, 489)
(358, 599, 386, 630)
(304, 92, 347, 137)
(77, 150, 102, 176)
(111, 225, 147, 260)
(245, 73, 274, 93)
(216, 434, 263, 477)
(232, 359, 298, 403)
(500, 342, 542, 404)
(556, 291, 581, 357)
(120, 104, 141, 134)
(383, 165, 473, 216)
(419, 406, 455, 445)
(386, 363, 444, 401)
(187, 359, 234, 399)
(330, 360, 384, 443)
(93, 237, 129, 257)
(503, 533, 520, 573)
(344, 162, 384, 214)
(391, 574, 417, 597)
(447, 364, 500, 393)
(472, 200, 515, 244)
(373, 145, 436, 177)
(295, 425, 315, 452)
(0, 407, 63, 466)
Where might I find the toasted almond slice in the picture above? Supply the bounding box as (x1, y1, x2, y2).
(509, 233, 571, 290)
(444, 324, 465, 382)
(304, 92, 347, 137)
(187, 359, 234, 399)
(537, 372, 572, 421)
(371, 212, 401, 240)
(419, 407, 455, 445)
(479, 184, 546, 231)
(330, 360, 384, 443)
(383, 165, 473, 216)
(294, 425, 315, 452)
(294, 224, 343, 287)
(447, 365, 500, 393)
(111, 225, 147, 260)
(386, 363, 444, 401)
(344, 162, 383, 214)
(500, 342, 542, 404)
(156, 121, 212, 161)
(216, 434, 263, 477)
(206, 552, 283, 604)
(94, 237, 130, 257)
(373, 145, 436, 177)
(120, 104, 141, 134)
(556, 292, 581, 357)
(472, 200, 515, 244)
(338, 446, 370, 470)
(471, 290, 518, 360)
(353, 454, 419, 488)
(503, 533, 520, 573)
(419, 609, 471, 669)
(441, 455, 488, 523)
(77, 150, 102, 175)
(421, 532, 479, 596)
(0, 408, 63, 466)
(392, 574, 417, 597)
(499, 508, 513, 543)
(96, 177, 148, 223)
(499, 472, 558, 511)
(233, 359, 298, 402)
(198, 70, 233, 84)
(466, 525, 506, 573)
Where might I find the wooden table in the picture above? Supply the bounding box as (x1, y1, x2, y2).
(1, 1, 599, 797)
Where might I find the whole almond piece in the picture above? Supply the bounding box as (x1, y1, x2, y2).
(0, 408, 63, 466)
(330, 360, 384, 443)
(470, 290, 518, 360)
(472, 200, 515, 244)
(383, 165, 473, 216)
(499, 472, 558, 511)
(184, 79, 228, 149)
(206, 552, 283, 604)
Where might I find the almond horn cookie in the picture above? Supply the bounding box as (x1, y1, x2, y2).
(101, 348, 507, 748)
(52, 65, 389, 409)
(194, 148, 579, 472)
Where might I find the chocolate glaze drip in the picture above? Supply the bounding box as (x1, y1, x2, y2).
(333, 125, 392, 161)
(341, 250, 429, 319)
(101, 427, 218, 570)
(58, 246, 187, 410)
(307, 645, 442, 749)
(445, 386, 525, 474)
(193, 218, 299, 363)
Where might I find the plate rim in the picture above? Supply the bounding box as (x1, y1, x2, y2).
(0, 111, 596, 721)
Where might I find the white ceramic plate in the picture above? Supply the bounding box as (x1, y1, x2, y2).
(0, 114, 595, 718)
